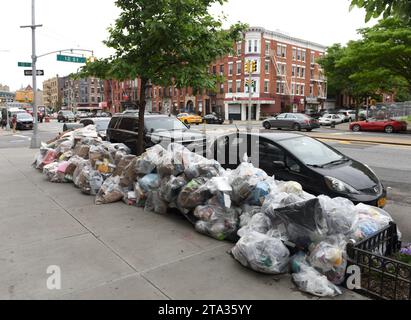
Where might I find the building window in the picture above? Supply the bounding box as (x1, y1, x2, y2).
(302, 51, 306, 62)
(254, 40, 258, 52)
(310, 84, 314, 96)
(212, 65, 216, 75)
(301, 67, 305, 79)
(220, 84, 224, 94)
(277, 63, 285, 76)
(292, 48, 297, 60)
(265, 41, 270, 56)
(237, 61, 242, 75)
(236, 80, 241, 93)
(237, 42, 242, 56)
(220, 64, 224, 75)
(228, 63, 233, 76)
(292, 66, 296, 77)
(311, 52, 315, 65)
(228, 80, 233, 93)
(297, 49, 301, 61)
(301, 84, 305, 96)
(265, 60, 270, 74)
(276, 44, 286, 58)
(276, 81, 285, 94)
(248, 40, 252, 53)
(264, 80, 269, 93)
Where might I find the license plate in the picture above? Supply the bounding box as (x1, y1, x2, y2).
(378, 197, 387, 208)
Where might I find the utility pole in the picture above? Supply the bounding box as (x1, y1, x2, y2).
(245, 60, 256, 132)
(21, 0, 42, 148)
(248, 61, 252, 132)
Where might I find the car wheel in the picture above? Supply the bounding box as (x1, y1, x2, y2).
(263, 122, 271, 130)
(352, 124, 361, 132)
(385, 125, 394, 134)
(293, 123, 301, 131)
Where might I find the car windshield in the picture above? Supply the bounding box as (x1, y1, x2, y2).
(277, 136, 346, 167)
(94, 119, 110, 131)
(146, 117, 188, 132)
(17, 113, 32, 120)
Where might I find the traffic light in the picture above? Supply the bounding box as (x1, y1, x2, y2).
(251, 60, 257, 72)
(244, 61, 250, 73)
(245, 79, 256, 88)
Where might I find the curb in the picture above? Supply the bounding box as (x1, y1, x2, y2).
(310, 135, 411, 147)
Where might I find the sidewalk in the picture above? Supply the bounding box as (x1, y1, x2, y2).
(0, 148, 367, 300)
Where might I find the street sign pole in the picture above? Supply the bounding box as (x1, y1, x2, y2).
(248, 61, 252, 132)
(21, 0, 42, 148)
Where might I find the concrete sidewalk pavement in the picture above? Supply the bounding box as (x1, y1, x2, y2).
(0, 148, 365, 300)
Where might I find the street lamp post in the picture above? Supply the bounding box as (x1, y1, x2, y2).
(21, 0, 42, 148)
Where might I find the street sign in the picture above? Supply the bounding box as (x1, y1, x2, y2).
(24, 70, 44, 76)
(18, 62, 32, 67)
(57, 54, 86, 63)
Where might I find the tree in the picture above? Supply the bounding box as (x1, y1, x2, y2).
(77, 0, 246, 155)
(350, 0, 411, 23)
(318, 18, 411, 110)
(339, 18, 411, 97)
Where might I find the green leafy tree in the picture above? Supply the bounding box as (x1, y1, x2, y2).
(77, 0, 246, 155)
(350, 0, 411, 23)
(319, 18, 411, 111)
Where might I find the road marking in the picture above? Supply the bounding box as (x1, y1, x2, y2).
(13, 134, 30, 139)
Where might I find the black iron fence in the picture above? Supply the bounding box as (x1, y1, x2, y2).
(347, 223, 411, 300)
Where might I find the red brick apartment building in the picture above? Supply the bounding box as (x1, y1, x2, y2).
(103, 27, 327, 120)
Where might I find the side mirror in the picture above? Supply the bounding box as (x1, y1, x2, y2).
(273, 161, 286, 169)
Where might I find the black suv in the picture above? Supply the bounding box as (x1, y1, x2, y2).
(107, 112, 206, 155)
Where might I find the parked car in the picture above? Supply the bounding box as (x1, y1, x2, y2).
(177, 113, 203, 125)
(350, 118, 408, 134)
(346, 110, 357, 121)
(12, 112, 34, 130)
(107, 113, 206, 155)
(203, 114, 224, 124)
(79, 117, 111, 140)
(337, 110, 352, 122)
(57, 111, 76, 123)
(304, 110, 321, 119)
(211, 132, 387, 207)
(319, 114, 343, 126)
(262, 113, 320, 132)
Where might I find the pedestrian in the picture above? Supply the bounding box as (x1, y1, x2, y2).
(0, 117, 6, 130)
(11, 114, 17, 133)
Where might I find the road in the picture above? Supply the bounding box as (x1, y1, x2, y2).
(1, 120, 410, 241)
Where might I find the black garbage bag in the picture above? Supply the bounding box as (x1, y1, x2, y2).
(267, 198, 328, 249)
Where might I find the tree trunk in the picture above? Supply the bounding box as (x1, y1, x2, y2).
(137, 78, 148, 156)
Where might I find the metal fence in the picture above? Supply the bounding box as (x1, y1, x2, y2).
(374, 102, 411, 119)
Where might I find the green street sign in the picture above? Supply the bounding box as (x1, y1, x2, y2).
(18, 62, 32, 67)
(57, 54, 87, 64)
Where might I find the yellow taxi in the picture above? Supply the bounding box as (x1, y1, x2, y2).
(177, 113, 203, 125)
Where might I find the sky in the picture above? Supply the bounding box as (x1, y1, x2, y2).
(0, 0, 376, 92)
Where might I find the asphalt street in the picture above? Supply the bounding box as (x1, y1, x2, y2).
(1, 120, 410, 241)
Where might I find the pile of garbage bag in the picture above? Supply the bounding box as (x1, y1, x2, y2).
(33, 125, 400, 298)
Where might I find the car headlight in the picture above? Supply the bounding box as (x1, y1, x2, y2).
(325, 176, 360, 194)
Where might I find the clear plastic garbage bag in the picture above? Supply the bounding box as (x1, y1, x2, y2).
(95, 176, 124, 205)
(237, 213, 273, 237)
(232, 231, 290, 274)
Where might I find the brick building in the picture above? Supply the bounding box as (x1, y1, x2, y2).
(63, 77, 104, 111)
(103, 27, 327, 120)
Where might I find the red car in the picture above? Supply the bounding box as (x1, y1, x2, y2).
(350, 118, 408, 134)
